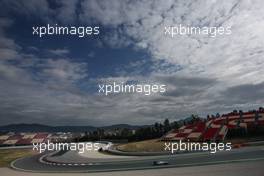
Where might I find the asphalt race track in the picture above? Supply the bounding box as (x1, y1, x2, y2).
(11, 146, 264, 173)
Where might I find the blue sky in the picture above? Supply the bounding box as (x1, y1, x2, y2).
(6, 14, 152, 79)
(0, 0, 264, 126)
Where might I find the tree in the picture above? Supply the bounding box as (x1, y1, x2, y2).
(164, 119, 171, 132)
(154, 122, 160, 134)
(171, 121, 179, 129)
(121, 128, 130, 137)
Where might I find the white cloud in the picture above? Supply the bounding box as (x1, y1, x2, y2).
(82, 0, 264, 83)
(77, 0, 264, 123)
(80, 0, 264, 86)
(48, 48, 70, 56)
(41, 59, 87, 84)
(56, 0, 79, 24)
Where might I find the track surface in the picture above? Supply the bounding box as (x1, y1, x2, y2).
(11, 146, 264, 173)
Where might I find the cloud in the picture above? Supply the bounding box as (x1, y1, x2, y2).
(55, 0, 79, 24)
(78, 0, 264, 118)
(80, 0, 264, 84)
(1, 0, 54, 22)
(0, 18, 20, 61)
(0, 18, 91, 125)
(0, 0, 264, 126)
(222, 82, 264, 103)
(40, 59, 88, 85)
(1, 0, 79, 24)
(48, 48, 70, 56)
(159, 76, 217, 97)
(87, 51, 95, 58)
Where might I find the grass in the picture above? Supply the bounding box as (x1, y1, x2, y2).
(116, 139, 165, 152)
(0, 148, 37, 167)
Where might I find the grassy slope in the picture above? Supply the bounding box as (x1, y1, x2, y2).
(0, 149, 37, 167)
(116, 139, 165, 152)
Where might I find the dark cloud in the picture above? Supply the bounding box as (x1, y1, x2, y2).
(223, 82, 264, 101)
(158, 76, 217, 87)
(156, 76, 217, 97)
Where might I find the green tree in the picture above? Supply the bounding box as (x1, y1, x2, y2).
(164, 119, 171, 132)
